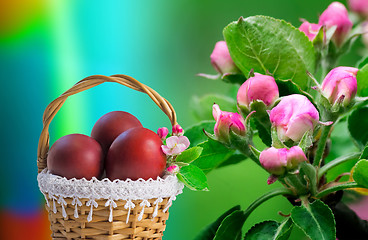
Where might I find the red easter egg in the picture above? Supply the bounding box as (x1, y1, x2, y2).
(106, 127, 166, 181)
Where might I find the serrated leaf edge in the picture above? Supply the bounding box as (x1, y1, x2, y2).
(223, 15, 315, 90)
(291, 200, 335, 240)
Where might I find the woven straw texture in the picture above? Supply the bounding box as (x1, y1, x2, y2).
(37, 74, 178, 240)
(47, 198, 169, 240)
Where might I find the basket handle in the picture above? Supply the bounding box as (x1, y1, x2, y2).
(37, 74, 178, 173)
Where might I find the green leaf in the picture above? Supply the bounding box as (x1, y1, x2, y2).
(217, 153, 247, 168)
(254, 119, 272, 146)
(360, 145, 368, 159)
(244, 218, 293, 240)
(357, 56, 368, 69)
(222, 73, 246, 85)
(298, 131, 313, 152)
(291, 200, 336, 240)
(192, 139, 235, 173)
(185, 120, 215, 147)
(191, 94, 237, 121)
(299, 162, 317, 196)
(276, 79, 311, 99)
(223, 16, 315, 91)
(213, 210, 246, 240)
(348, 107, 368, 148)
(177, 165, 209, 191)
(271, 126, 287, 149)
(249, 145, 261, 159)
(312, 25, 325, 51)
(249, 101, 272, 142)
(175, 147, 203, 163)
(357, 63, 368, 97)
(194, 205, 241, 240)
(353, 159, 368, 188)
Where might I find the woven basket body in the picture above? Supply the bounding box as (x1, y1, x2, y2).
(47, 198, 169, 240)
(37, 75, 182, 240)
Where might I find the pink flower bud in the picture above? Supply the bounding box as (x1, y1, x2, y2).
(299, 21, 322, 41)
(260, 146, 308, 176)
(270, 94, 319, 142)
(318, 2, 353, 47)
(348, 0, 368, 18)
(321, 66, 358, 107)
(172, 124, 184, 136)
(210, 41, 240, 75)
(259, 147, 288, 175)
(237, 73, 279, 110)
(286, 146, 308, 170)
(167, 164, 179, 174)
(157, 127, 169, 139)
(212, 104, 246, 144)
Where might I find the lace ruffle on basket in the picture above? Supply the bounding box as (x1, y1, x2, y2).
(37, 169, 184, 223)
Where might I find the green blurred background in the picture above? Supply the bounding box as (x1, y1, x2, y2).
(0, 0, 364, 239)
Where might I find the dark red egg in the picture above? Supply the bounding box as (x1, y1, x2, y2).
(47, 134, 104, 180)
(106, 127, 167, 181)
(91, 111, 142, 153)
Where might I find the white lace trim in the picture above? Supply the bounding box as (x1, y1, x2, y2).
(37, 169, 184, 223)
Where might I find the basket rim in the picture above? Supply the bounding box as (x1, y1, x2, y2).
(38, 169, 184, 201)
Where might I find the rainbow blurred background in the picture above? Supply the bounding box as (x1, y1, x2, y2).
(1, 0, 366, 239)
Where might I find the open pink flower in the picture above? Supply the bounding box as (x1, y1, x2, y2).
(270, 94, 320, 142)
(299, 21, 322, 41)
(161, 136, 190, 155)
(319, 2, 353, 47)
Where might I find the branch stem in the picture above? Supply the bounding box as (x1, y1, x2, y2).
(316, 182, 362, 198)
(314, 124, 333, 167)
(318, 152, 361, 180)
(243, 188, 294, 220)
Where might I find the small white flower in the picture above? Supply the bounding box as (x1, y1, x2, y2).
(161, 136, 190, 155)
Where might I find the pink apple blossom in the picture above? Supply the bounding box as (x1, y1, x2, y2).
(157, 127, 169, 140)
(321, 66, 358, 107)
(286, 146, 308, 169)
(260, 146, 307, 176)
(319, 2, 353, 47)
(260, 147, 288, 176)
(348, 0, 368, 18)
(172, 124, 184, 136)
(299, 21, 322, 41)
(210, 41, 240, 75)
(237, 73, 279, 110)
(212, 104, 246, 144)
(270, 94, 320, 142)
(166, 164, 179, 174)
(161, 136, 190, 155)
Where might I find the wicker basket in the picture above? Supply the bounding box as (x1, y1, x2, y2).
(37, 74, 183, 240)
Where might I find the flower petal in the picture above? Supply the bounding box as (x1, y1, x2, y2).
(165, 136, 179, 148)
(161, 145, 172, 155)
(178, 136, 190, 149)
